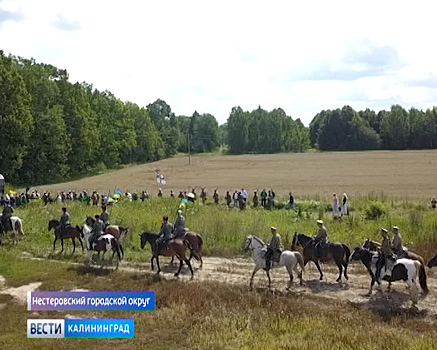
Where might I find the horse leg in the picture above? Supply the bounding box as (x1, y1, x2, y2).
(342, 260, 348, 280)
(199, 255, 203, 269)
(293, 264, 304, 286)
(266, 269, 272, 288)
(60, 238, 64, 253)
(151, 257, 155, 271)
(175, 259, 183, 277)
(170, 256, 175, 265)
(53, 237, 58, 252)
(286, 264, 294, 289)
(156, 257, 161, 273)
(250, 267, 260, 289)
(78, 237, 84, 252)
(72, 238, 76, 255)
(185, 258, 194, 278)
(336, 262, 343, 283)
(313, 260, 324, 280)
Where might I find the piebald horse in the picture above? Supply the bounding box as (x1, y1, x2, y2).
(350, 247, 428, 304)
(85, 216, 128, 241)
(0, 213, 24, 243)
(244, 235, 305, 289)
(81, 224, 124, 264)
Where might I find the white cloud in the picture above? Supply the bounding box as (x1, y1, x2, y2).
(1, 0, 437, 125)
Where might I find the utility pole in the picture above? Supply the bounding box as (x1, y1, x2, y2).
(187, 133, 191, 165)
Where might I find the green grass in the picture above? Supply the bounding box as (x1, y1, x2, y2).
(5, 196, 437, 263)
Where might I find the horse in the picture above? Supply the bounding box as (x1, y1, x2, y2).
(139, 230, 199, 277)
(428, 255, 437, 268)
(244, 235, 305, 289)
(291, 232, 350, 282)
(349, 246, 428, 304)
(0, 213, 24, 243)
(81, 224, 124, 260)
(48, 219, 84, 254)
(170, 230, 204, 268)
(85, 216, 128, 241)
(362, 238, 425, 266)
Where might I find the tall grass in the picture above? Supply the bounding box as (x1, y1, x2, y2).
(4, 195, 437, 262)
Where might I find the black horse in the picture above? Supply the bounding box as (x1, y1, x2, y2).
(291, 232, 350, 282)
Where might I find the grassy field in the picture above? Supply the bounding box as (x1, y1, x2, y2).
(1, 251, 437, 350)
(4, 150, 437, 349)
(27, 150, 437, 200)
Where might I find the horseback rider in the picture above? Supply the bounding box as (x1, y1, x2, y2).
(314, 219, 328, 259)
(100, 205, 110, 227)
(1, 202, 14, 231)
(89, 214, 105, 249)
(154, 216, 174, 255)
(213, 189, 219, 205)
(376, 228, 395, 280)
(57, 207, 70, 235)
(391, 226, 403, 256)
(264, 227, 282, 270)
(173, 209, 186, 238)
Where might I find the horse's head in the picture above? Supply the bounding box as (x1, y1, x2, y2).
(120, 226, 129, 235)
(139, 231, 156, 249)
(428, 255, 437, 268)
(85, 216, 94, 226)
(48, 219, 58, 231)
(243, 235, 253, 251)
(350, 246, 366, 262)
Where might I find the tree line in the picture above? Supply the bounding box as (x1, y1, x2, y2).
(0, 52, 220, 185)
(309, 105, 437, 151)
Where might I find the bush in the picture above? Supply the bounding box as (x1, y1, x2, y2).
(364, 201, 386, 220)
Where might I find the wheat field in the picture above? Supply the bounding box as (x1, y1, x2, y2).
(31, 150, 437, 199)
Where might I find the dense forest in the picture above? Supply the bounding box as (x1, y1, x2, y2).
(0, 52, 220, 185)
(2, 51, 437, 186)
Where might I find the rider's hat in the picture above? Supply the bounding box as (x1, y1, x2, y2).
(381, 228, 388, 234)
(270, 226, 277, 231)
(62, 207, 67, 211)
(316, 220, 323, 225)
(392, 226, 399, 231)
(163, 215, 168, 221)
(177, 209, 182, 214)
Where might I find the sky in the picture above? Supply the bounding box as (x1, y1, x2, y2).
(1, 0, 437, 126)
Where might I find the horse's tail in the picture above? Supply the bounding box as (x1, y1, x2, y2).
(184, 239, 200, 260)
(16, 219, 24, 236)
(417, 261, 429, 295)
(342, 244, 351, 265)
(197, 234, 203, 253)
(111, 239, 122, 261)
(295, 252, 305, 273)
(119, 242, 124, 259)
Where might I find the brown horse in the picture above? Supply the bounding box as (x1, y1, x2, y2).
(48, 219, 84, 254)
(170, 231, 203, 268)
(85, 216, 128, 241)
(140, 230, 199, 277)
(362, 239, 425, 266)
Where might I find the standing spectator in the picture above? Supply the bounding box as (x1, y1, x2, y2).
(288, 192, 294, 210)
(341, 193, 348, 217)
(238, 191, 245, 210)
(332, 193, 339, 218)
(170, 190, 175, 198)
(432, 197, 437, 209)
(260, 189, 267, 207)
(157, 188, 163, 198)
(178, 191, 184, 199)
(253, 191, 259, 207)
(126, 191, 133, 201)
(200, 187, 207, 204)
(213, 189, 219, 205)
(241, 188, 248, 204)
(233, 190, 239, 208)
(225, 191, 232, 207)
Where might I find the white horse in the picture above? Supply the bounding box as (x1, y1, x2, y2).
(244, 235, 305, 289)
(0, 213, 24, 243)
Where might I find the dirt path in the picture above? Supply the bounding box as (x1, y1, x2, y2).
(13, 253, 437, 323)
(135, 255, 437, 322)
